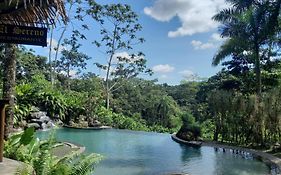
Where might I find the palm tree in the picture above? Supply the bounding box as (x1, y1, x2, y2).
(212, 0, 281, 96)
(0, 0, 66, 138)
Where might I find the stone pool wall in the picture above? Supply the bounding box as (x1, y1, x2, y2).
(171, 134, 281, 175)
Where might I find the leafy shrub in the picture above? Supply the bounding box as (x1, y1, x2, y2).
(14, 104, 32, 126)
(176, 112, 202, 141)
(5, 128, 102, 175)
(37, 91, 67, 119)
(95, 106, 114, 125)
(200, 119, 215, 140)
(176, 123, 202, 141)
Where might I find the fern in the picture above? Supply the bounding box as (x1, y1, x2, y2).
(7, 128, 102, 175)
(70, 154, 102, 175)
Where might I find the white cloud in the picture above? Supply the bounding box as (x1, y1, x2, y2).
(47, 38, 66, 54)
(113, 52, 130, 61)
(191, 40, 215, 50)
(152, 64, 175, 73)
(211, 33, 224, 42)
(60, 70, 77, 78)
(97, 52, 146, 80)
(144, 0, 228, 37)
(160, 75, 168, 79)
(112, 52, 144, 63)
(179, 70, 203, 81)
(191, 32, 226, 50)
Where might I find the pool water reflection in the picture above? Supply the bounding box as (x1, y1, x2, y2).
(37, 128, 270, 175)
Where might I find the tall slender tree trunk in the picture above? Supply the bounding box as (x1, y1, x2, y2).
(106, 90, 110, 110)
(66, 63, 70, 90)
(105, 53, 114, 110)
(49, 24, 55, 85)
(254, 40, 264, 145)
(2, 44, 16, 139)
(254, 42, 262, 97)
(53, 3, 72, 84)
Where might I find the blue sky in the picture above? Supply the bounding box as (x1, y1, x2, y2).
(30, 0, 229, 85)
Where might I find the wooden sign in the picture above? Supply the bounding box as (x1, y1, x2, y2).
(0, 24, 47, 46)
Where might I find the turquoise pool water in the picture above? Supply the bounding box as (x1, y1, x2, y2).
(37, 128, 271, 175)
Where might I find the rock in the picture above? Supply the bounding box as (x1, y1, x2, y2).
(26, 109, 57, 130)
(53, 114, 60, 119)
(55, 119, 63, 126)
(27, 123, 41, 129)
(69, 121, 75, 127)
(39, 116, 51, 123)
(13, 127, 23, 132)
(273, 143, 281, 150)
(88, 118, 102, 127)
(30, 106, 40, 112)
(30, 111, 47, 119)
(197, 137, 204, 141)
(30, 119, 43, 125)
(79, 115, 86, 121)
(80, 121, 88, 128)
(94, 120, 101, 124)
(46, 121, 55, 128)
(41, 123, 47, 130)
(19, 120, 27, 128)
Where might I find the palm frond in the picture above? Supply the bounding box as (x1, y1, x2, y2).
(212, 8, 239, 23)
(212, 38, 248, 66)
(259, 0, 281, 42)
(226, 0, 255, 10)
(70, 154, 102, 175)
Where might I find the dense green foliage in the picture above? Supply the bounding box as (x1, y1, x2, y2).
(0, 44, 183, 132)
(209, 90, 281, 145)
(4, 128, 102, 175)
(1, 1, 281, 156)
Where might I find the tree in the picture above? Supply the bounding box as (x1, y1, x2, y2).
(89, 3, 152, 109)
(2, 44, 16, 138)
(56, 31, 90, 89)
(0, 0, 66, 137)
(212, 0, 281, 96)
(49, 0, 90, 85)
(16, 47, 48, 82)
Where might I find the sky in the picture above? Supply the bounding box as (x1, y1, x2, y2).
(29, 0, 229, 85)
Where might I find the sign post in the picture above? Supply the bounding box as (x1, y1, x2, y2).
(0, 24, 47, 46)
(0, 100, 8, 162)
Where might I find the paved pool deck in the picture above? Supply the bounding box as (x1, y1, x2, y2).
(172, 134, 281, 175)
(0, 157, 26, 175)
(0, 142, 85, 175)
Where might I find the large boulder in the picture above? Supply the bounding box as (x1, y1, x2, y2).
(55, 119, 64, 126)
(28, 109, 56, 130)
(30, 111, 47, 119)
(27, 123, 41, 130)
(39, 116, 51, 123)
(30, 119, 43, 125)
(88, 118, 102, 127)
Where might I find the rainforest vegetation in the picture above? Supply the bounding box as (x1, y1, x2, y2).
(1, 0, 281, 157)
